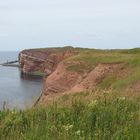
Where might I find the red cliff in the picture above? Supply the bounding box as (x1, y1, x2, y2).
(19, 47, 76, 76)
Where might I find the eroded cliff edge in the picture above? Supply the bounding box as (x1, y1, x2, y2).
(19, 47, 140, 105)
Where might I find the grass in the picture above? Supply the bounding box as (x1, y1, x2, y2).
(26, 46, 74, 53)
(66, 48, 140, 93)
(98, 74, 117, 89)
(112, 69, 140, 90)
(0, 91, 140, 140)
(33, 70, 45, 77)
(66, 48, 140, 72)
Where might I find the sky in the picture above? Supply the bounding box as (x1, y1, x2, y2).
(0, 0, 140, 51)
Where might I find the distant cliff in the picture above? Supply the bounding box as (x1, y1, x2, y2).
(19, 47, 76, 76)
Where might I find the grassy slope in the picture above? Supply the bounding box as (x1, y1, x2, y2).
(1, 48, 140, 140)
(66, 48, 140, 93)
(0, 92, 139, 140)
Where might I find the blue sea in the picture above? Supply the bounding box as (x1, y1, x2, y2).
(0, 51, 42, 109)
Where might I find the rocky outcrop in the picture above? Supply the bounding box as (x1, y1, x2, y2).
(40, 61, 124, 104)
(19, 47, 76, 76)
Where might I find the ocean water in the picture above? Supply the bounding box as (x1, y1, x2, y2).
(0, 51, 43, 109)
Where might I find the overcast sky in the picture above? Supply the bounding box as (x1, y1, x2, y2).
(0, 0, 140, 51)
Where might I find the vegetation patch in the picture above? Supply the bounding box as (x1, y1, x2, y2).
(98, 74, 117, 89)
(112, 69, 140, 91)
(33, 70, 45, 77)
(0, 92, 139, 140)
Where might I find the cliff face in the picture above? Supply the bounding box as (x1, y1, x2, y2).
(19, 47, 140, 105)
(40, 61, 124, 104)
(19, 47, 76, 76)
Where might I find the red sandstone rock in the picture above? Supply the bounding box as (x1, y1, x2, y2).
(19, 47, 76, 75)
(40, 62, 124, 104)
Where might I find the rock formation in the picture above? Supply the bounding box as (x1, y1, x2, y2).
(40, 61, 124, 104)
(19, 47, 130, 105)
(19, 46, 76, 76)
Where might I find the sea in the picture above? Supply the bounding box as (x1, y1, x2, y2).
(0, 51, 43, 110)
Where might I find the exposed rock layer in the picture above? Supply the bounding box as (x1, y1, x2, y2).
(19, 47, 76, 75)
(41, 61, 124, 104)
